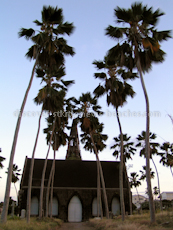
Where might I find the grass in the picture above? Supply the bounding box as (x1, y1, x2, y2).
(89, 211, 173, 230)
(1, 211, 173, 230)
(0, 216, 63, 230)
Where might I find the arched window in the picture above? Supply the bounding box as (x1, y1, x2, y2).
(92, 197, 101, 216)
(31, 196, 38, 215)
(49, 197, 58, 216)
(112, 197, 120, 215)
(68, 196, 82, 222)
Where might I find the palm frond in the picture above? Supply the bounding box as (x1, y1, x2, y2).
(93, 85, 105, 97)
(93, 60, 105, 69)
(18, 28, 35, 39)
(33, 19, 43, 26)
(94, 72, 106, 79)
(57, 22, 75, 35)
(105, 26, 126, 39)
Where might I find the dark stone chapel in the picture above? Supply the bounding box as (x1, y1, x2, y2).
(18, 121, 131, 222)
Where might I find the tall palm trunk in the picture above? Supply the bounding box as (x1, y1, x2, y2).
(136, 57, 155, 223)
(124, 163, 132, 215)
(90, 132, 109, 219)
(14, 183, 18, 206)
(50, 150, 56, 218)
(115, 107, 125, 221)
(1, 60, 37, 223)
(135, 187, 141, 211)
(26, 108, 43, 223)
(96, 155, 103, 218)
(170, 167, 173, 177)
(39, 118, 56, 218)
(45, 160, 54, 217)
(151, 158, 162, 211)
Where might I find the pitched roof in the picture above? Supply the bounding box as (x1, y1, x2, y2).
(21, 158, 128, 189)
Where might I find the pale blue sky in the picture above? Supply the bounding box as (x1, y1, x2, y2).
(0, 0, 173, 202)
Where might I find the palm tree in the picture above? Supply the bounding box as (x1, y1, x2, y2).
(159, 142, 173, 177)
(111, 134, 136, 162)
(39, 113, 58, 218)
(41, 113, 68, 218)
(0, 151, 5, 179)
(47, 116, 68, 218)
(80, 120, 107, 218)
(139, 166, 155, 181)
(1, 5, 75, 223)
(93, 59, 135, 220)
(111, 134, 136, 215)
(75, 92, 109, 219)
(0, 156, 5, 170)
(6, 164, 21, 202)
(136, 131, 162, 211)
(37, 72, 73, 219)
(105, 2, 171, 223)
(26, 63, 70, 222)
(129, 172, 141, 210)
(27, 83, 67, 222)
(138, 165, 155, 212)
(153, 186, 159, 201)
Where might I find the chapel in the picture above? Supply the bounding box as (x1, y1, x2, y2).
(18, 121, 131, 222)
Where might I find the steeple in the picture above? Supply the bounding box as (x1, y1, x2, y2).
(66, 120, 81, 160)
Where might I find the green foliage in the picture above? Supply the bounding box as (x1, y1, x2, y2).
(73, 92, 107, 154)
(7, 197, 17, 215)
(0, 155, 5, 178)
(80, 118, 108, 153)
(136, 131, 160, 158)
(162, 199, 173, 209)
(89, 211, 173, 229)
(105, 2, 171, 73)
(44, 114, 68, 150)
(159, 142, 173, 167)
(129, 172, 141, 189)
(111, 134, 136, 162)
(141, 200, 160, 210)
(0, 147, 5, 171)
(0, 217, 62, 230)
(6, 164, 21, 184)
(19, 5, 75, 69)
(141, 201, 150, 210)
(153, 186, 159, 198)
(93, 58, 136, 110)
(139, 166, 155, 181)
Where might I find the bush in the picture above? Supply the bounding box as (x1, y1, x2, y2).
(162, 199, 172, 209)
(141, 201, 149, 210)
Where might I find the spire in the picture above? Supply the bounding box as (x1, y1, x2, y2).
(66, 120, 81, 160)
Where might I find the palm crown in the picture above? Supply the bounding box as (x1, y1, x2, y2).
(159, 142, 173, 167)
(105, 2, 171, 72)
(129, 172, 141, 189)
(18, 6, 75, 69)
(93, 58, 136, 109)
(136, 131, 160, 158)
(111, 134, 136, 162)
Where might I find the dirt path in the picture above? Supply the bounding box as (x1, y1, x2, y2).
(59, 222, 95, 230)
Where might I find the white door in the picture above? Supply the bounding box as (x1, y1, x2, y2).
(31, 197, 38, 215)
(92, 197, 101, 216)
(112, 197, 120, 215)
(49, 197, 58, 216)
(68, 196, 82, 222)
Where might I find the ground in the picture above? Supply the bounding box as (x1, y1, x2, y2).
(59, 222, 95, 230)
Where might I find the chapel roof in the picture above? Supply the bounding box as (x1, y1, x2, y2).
(21, 157, 128, 189)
